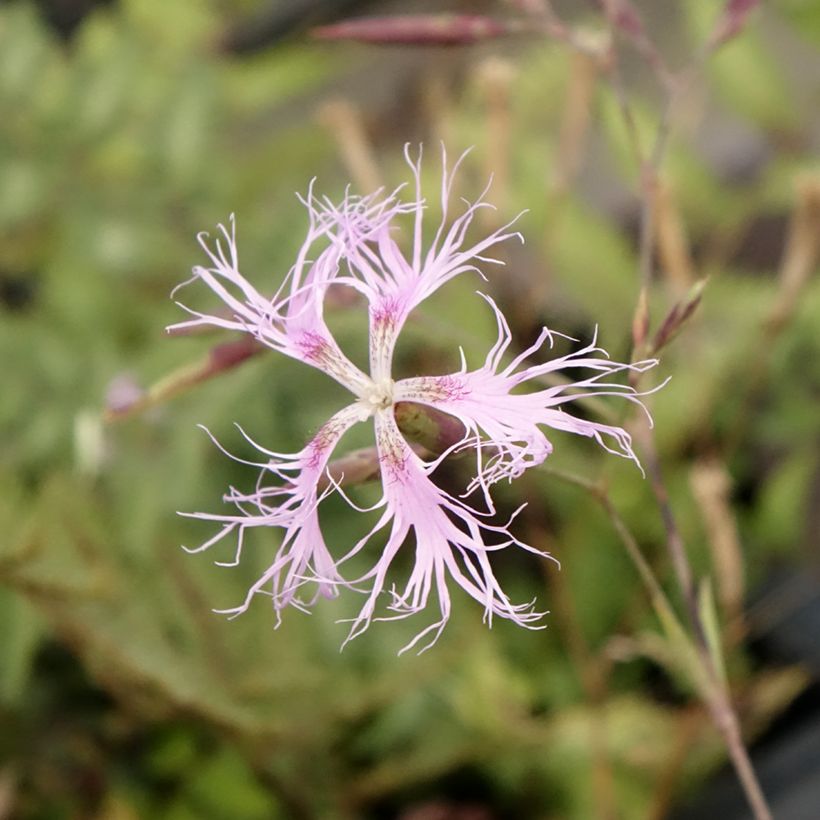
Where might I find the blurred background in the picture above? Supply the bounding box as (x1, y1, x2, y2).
(1, 1, 819, 818)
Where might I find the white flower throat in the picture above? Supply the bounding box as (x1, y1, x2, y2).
(361, 377, 395, 411)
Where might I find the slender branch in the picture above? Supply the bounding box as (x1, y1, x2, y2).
(541, 467, 680, 629)
(705, 685, 774, 820)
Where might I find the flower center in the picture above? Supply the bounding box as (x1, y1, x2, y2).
(363, 378, 395, 410)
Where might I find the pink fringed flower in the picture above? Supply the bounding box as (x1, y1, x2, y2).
(170, 147, 660, 653)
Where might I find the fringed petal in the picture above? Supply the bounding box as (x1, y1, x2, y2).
(168, 212, 372, 396)
(340, 410, 550, 653)
(181, 402, 371, 621)
(395, 294, 664, 490)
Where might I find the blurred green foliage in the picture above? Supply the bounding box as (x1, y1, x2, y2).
(1, 1, 819, 818)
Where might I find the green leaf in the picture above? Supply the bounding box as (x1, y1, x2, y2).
(698, 578, 728, 688)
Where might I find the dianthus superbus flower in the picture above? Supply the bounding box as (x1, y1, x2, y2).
(170, 147, 660, 653)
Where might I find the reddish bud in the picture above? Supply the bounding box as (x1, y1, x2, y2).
(312, 14, 518, 46)
(651, 279, 706, 354)
(104, 337, 264, 422)
(709, 0, 760, 48)
(394, 401, 466, 456)
(208, 336, 263, 372)
(603, 0, 645, 38)
(593, 0, 646, 37)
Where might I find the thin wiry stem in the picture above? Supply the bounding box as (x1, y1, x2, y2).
(543, 464, 772, 820)
(604, 17, 774, 819)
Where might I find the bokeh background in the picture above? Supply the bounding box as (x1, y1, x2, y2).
(1, 1, 819, 818)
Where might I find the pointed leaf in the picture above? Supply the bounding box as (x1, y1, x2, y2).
(698, 578, 728, 688)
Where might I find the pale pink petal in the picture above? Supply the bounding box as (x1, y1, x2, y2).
(395, 295, 661, 492)
(182, 402, 371, 620)
(336, 146, 524, 382)
(341, 409, 549, 654)
(168, 212, 372, 396)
